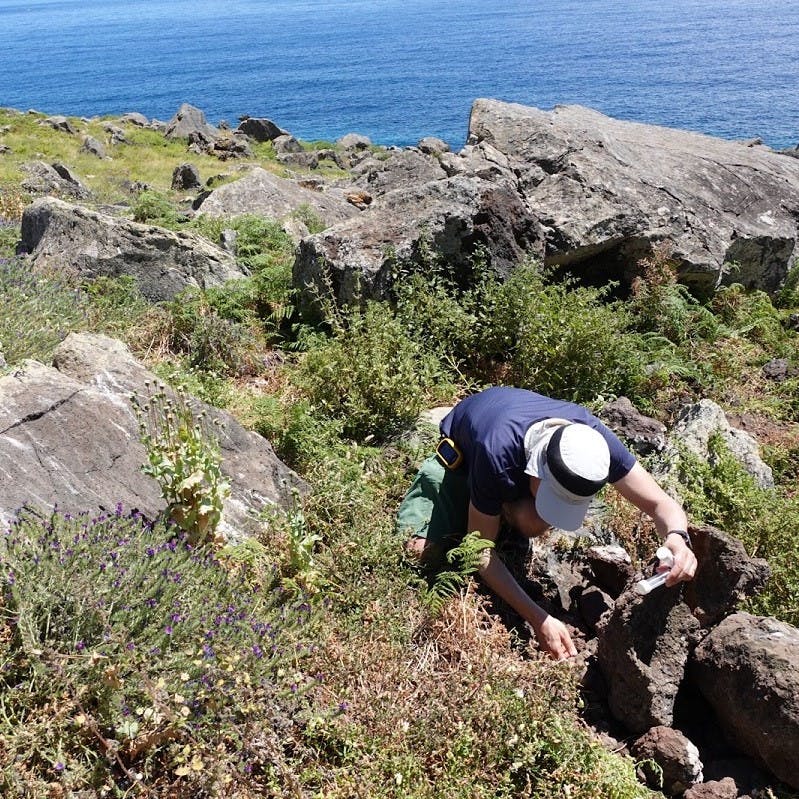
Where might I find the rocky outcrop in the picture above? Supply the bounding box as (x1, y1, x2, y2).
(596, 583, 701, 733)
(295, 99, 799, 306)
(0, 333, 306, 540)
(194, 166, 358, 229)
(468, 99, 799, 295)
(21, 161, 90, 199)
(19, 197, 245, 302)
(690, 613, 799, 789)
(294, 172, 544, 306)
(656, 398, 774, 489)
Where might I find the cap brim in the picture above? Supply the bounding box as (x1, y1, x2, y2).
(534, 477, 591, 532)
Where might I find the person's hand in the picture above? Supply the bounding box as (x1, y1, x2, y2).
(663, 533, 698, 586)
(534, 614, 578, 660)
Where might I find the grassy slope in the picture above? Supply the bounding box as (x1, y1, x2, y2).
(1, 110, 798, 798)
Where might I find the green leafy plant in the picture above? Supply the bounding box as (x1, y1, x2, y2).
(675, 433, 799, 624)
(133, 386, 230, 545)
(131, 189, 179, 226)
(421, 531, 495, 616)
(296, 301, 438, 441)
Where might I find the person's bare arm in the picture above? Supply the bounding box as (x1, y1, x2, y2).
(468, 503, 577, 659)
(613, 462, 697, 585)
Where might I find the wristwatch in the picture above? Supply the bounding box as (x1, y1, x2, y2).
(667, 529, 693, 550)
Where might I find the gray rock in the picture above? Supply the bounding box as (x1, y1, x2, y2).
(351, 148, 448, 197)
(277, 151, 319, 170)
(337, 132, 372, 150)
(19, 197, 245, 303)
(690, 612, 799, 789)
(103, 123, 128, 144)
(119, 112, 149, 126)
(236, 117, 283, 142)
(0, 333, 306, 540)
(599, 396, 667, 455)
(417, 136, 450, 155)
(761, 357, 792, 382)
(468, 99, 799, 295)
(21, 161, 91, 199)
(165, 103, 219, 141)
(41, 115, 77, 134)
(683, 524, 770, 628)
(273, 134, 303, 154)
(294, 173, 545, 307)
(660, 399, 774, 488)
(194, 166, 357, 229)
(80, 135, 106, 158)
(632, 725, 704, 794)
(596, 584, 701, 734)
(171, 162, 202, 191)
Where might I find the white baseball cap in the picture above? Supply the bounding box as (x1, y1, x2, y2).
(529, 423, 610, 531)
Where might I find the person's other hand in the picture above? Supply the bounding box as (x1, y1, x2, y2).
(534, 615, 578, 660)
(663, 533, 697, 586)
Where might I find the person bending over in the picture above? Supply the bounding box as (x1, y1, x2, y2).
(398, 386, 697, 660)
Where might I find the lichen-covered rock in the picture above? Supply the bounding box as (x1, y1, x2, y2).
(19, 197, 244, 302)
(0, 333, 306, 540)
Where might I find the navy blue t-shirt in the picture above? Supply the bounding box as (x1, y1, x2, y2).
(440, 387, 636, 516)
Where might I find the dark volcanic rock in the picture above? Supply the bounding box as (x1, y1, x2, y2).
(599, 396, 667, 455)
(236, 117, 283, 142)
(632, 725, 703, 794)
(596, 585, 701, 734)
(21, 161, 90, 199)
(682, 524, 770, 628)
(171, 162, 202, 190)
(690, 613, 799, 789)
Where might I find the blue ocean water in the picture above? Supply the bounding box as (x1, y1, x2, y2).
(1, 0, 798, 150)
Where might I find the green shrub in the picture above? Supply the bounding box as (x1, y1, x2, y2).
(675, 433, 799, 625)
(710, 283, 786, 351)
(296, 302, 437, 441)
(0, 507, 318, 795)
(475, 262, 643, 403)
(163, 287, 265, 375)
(775, 260, 799, 309)
(131, 189, 179, 227)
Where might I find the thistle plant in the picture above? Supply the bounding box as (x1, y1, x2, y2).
(133, 385, 230, 545)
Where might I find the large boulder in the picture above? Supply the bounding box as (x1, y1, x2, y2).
(19, 197, 245, 302)
(194, 166, 358, 229)
(468, 99, 799, 295)
(0, 333, 306, 540)
(294, 172, 544, 305)
(21, 161, 91, 199)
(350, 148, 448, 197)
(690, 613, 799, 789)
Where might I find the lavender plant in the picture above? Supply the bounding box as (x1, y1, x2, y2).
(0, 506, 318, 794)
